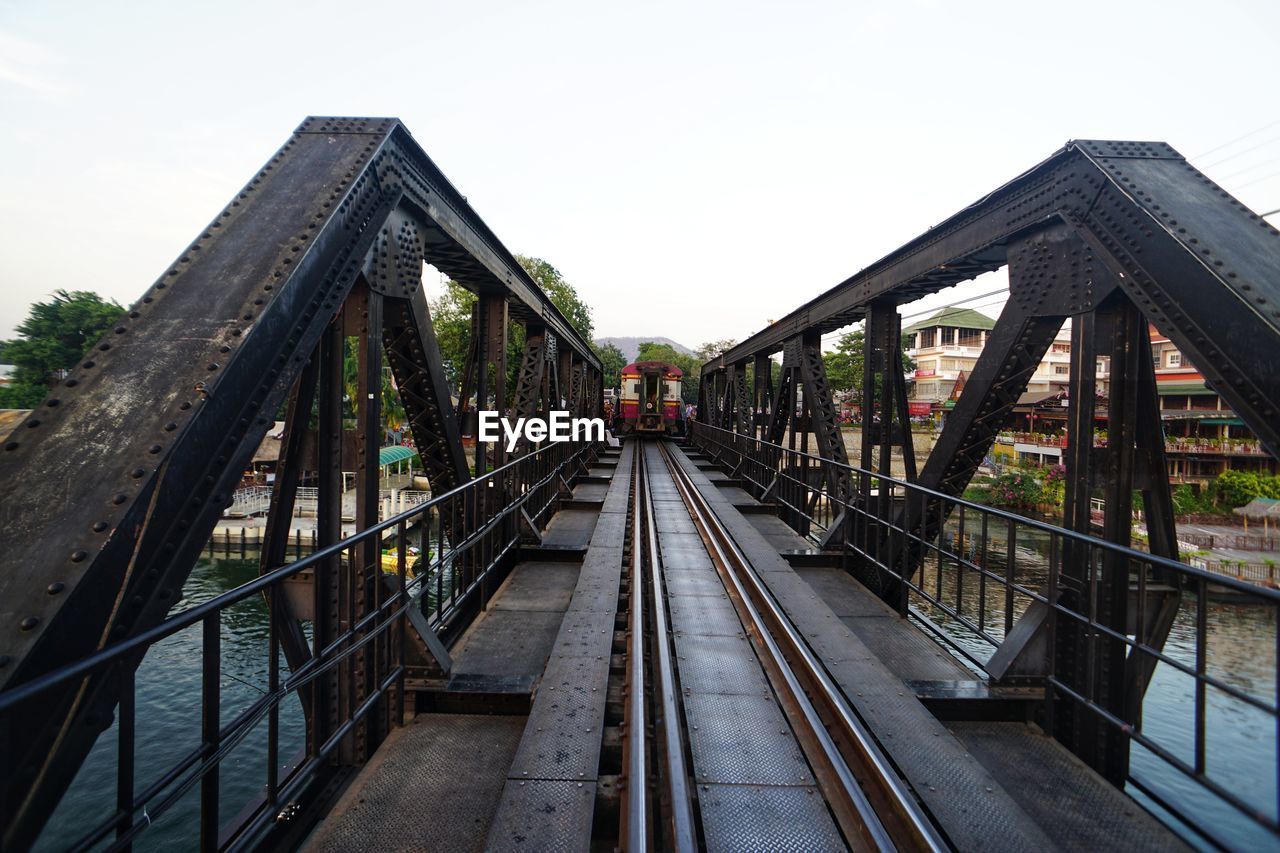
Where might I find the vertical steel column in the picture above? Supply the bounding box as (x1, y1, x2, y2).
(733, 361, 751, 434)
(1057, 294, 1131, 783)
(798, 332, 852, 496)
(258, 355, 319, 720)
(697, 370, 712, 424)
(1124, 318, 1182, 723)
(513, 327, 548, 421)
(753, 353, 773, 440)
(558, 348, 573, 412)
(314, 314, 345, 762)
(351, 282, 384, 761)
(475, 294, 508, 477)
(457, 302, 480, 437)
(716, 367, 733, 430)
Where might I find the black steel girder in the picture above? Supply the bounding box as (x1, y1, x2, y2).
(705, 140, 1280, 458)
(0, 116, 596, 847)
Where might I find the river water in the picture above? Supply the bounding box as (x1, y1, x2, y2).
(35, 558, 307, 852)
(35, 538, 1280, 850)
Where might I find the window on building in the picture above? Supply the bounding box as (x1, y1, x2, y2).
(918, 329, 936, 349)
(1167, 352, 1182, 368)
(1051, 343, 1070, 353)
(957, 328, 983, 347)
(1055, 365, 1070, 375)
(1096, 360, 1105, 374)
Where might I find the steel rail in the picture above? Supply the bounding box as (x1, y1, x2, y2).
(657, 440, 947, 853)
(621, 450, 648, 851)
(638, 446, 699, 852)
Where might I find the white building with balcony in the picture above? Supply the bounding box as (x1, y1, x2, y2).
(905, 311, 1111, 416)
(903, 307, 995, 412)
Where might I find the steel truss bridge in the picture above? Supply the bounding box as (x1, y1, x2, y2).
(0, 120, 1277, 851)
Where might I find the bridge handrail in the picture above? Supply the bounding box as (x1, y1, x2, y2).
(689, 421, 1280, 847)
(0, 440, 590, 713)
(693, 423, 1280, 602)
(0, 437, 599, 851)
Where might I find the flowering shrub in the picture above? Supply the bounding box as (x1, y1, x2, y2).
(988, 470, 1043, 512)
(1041, 464, 1066, 506)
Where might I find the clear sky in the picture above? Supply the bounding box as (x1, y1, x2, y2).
(1, 0, 1277, 352)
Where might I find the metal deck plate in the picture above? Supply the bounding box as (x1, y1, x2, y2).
(668, 595, 745, 638)
(840, 613, 972, 681)
(658, 531, 709, 552)
(948, 721, 1188, 851)
(563, 575, 619, 614)
(653, 502, 698, 531)
(744, 513, 813, 551)
(697, 784, 844, 853)
(663, 570, 730, 598)
(485, 780, 597, 852)
(509, 652, 610, 782)
(577, 544, 624, 581)
(658, 545, 715, 573)
(667, 448, 1056, 851)
(451, 610, 566, 677)
(674, 633, 770, 696)
(682, 692, 812, 786)
(552, 609, 616, 656)
(793, 567, 898, 618)
(571, 482, 608, 501)
(540, 509, 600, 548)
(305, 714, 526, 853)
(491, 562, 581, 612)
(587, 511, 626, 546)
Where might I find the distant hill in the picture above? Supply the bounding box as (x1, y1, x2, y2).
(595, 336, 693, 363)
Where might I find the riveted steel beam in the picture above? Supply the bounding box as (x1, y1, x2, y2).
(0, 116, 596, 848)
(705, 140, 1280, 459)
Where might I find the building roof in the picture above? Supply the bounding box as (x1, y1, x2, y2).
(903, 307, 997, 335)
(379, 445, 416, 466)
(1013, 390, 1064, 408)
(1234, 498, 1280, 520)
(621, 361, 683, 377)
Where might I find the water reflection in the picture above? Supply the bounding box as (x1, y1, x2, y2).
(36, 558, 306, 852)
(910, 517, 1278, 848)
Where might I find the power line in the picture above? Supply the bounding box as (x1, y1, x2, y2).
(1217, 157, 1280, 182)
(1234, 170, 1280, 191)
(1192, 118, 1280, 160)
(1198, 133, 1280, 170)
(817, 286, 1010, 345)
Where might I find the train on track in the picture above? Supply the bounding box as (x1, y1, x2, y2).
(616, 361, 683, 436)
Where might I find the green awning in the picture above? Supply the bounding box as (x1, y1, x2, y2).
(379, 445, 416, 466)
(1157, 381, 1210, 395)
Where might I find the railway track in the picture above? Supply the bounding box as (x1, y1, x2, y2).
(618, 438, 947, 852)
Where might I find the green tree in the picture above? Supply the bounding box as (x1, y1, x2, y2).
(516, 255, 594, 342)
(428, 256, 597, 405)
(0, 290, 123, 408)
(823, 330, 864, 396)
(593, 341, 627, 390)
(429, 280, 477, 387)
(1217, 469, 1261, 508)
(821, 328, 916, 407)
(694, 339, 737, 363)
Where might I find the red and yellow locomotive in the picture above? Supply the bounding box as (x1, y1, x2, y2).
(616, 361, 683, 436)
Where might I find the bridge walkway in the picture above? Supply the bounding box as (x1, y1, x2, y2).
(302, 446, 627, 852)
(676, 445, 1184, 852)
(303, 439, 1185, 852)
